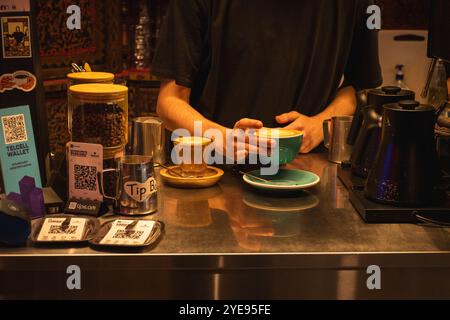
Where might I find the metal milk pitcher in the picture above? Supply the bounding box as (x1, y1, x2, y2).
(323, 116, 354, 164)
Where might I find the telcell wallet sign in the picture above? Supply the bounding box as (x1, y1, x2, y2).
(0, 105, 42, 194)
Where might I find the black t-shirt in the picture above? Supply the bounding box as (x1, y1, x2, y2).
(152, 0, 382, 128)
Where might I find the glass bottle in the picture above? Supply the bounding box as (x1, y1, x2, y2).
(428, 59, 449, 110)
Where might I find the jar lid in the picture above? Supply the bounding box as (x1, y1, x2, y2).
(368, 86, 415, 107)
(385, 100, 435, 113)
(69, 84, 128, 98)
(67, 72, 115, 83)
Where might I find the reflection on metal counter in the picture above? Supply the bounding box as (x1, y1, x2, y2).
(164, 185, 223, 228)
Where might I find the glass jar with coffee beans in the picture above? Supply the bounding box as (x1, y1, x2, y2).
(68, 84, 129, 159)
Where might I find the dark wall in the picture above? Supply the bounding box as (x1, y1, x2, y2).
(376, 0, 429, 30)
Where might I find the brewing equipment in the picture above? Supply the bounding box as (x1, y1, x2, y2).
(350, 87, 415, 178)
(365, 100, 445, 207)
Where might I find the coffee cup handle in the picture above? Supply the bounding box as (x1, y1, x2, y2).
(323, 119, 331, 149)
(98, 169, 119, 202)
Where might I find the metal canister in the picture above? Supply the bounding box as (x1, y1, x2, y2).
(131, 117, 166, 165)
(99, 155, 158, 216)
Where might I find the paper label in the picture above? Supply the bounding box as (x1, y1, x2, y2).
(100, 220, 155, 246)
(124, 178, 157, 203)
(37, 217, 87, 242)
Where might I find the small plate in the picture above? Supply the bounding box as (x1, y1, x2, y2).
(243, 169, 320, 191)
(89, 219, 164, 249)
(160, 166, 224, 189)
(31, 215, 100, 244)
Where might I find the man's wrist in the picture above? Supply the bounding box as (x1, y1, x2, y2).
(313, 111, 332, 123)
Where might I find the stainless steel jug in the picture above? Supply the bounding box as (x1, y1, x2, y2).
(323, 116, 353, 164)
(99, 156, 158, 216)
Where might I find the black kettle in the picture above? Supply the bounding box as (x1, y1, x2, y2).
(365, 100, 445, 207)
(350, 87, 415, 178)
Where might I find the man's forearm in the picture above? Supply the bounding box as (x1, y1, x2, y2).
(157, 81, 227, 135)
(313, 86, 357, 122)
(158, 96, 225, 134)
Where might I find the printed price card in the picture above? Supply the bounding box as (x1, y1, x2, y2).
(100, 220, 155, 246)
(37, 217, 87, 242)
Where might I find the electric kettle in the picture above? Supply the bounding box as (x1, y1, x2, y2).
(365, 100, 445, 207)
(350, 86, 415, 178)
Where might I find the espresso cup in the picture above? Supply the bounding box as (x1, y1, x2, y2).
(173, 137, 213, 177)
(256, 129, 304, 165)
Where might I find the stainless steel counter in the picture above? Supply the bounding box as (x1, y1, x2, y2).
(2, 153, 450, 299)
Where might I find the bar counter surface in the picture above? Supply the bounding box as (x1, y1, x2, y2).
(2, 153, 450, 299)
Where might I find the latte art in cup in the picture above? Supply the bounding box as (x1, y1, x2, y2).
(174, 137, 212, 146)
(254, 128, 304, 166)
(255, 128, 304, 138)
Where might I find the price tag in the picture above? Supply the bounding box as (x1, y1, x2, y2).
(37, 217, 87, 242)
(100, 220, 155, 246)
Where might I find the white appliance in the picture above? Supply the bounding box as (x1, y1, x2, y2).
(378, 30, 431, 103)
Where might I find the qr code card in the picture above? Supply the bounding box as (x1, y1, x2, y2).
(100, 220, 155, 246)
(37, 218, 87, 242)
(67, 142, 103, 201)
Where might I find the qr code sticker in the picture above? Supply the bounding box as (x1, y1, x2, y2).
(48, 225, 78, 235)
(113, 230, 144, 240)
(74, 165, 98, 191)
(2, 114, 28, 145)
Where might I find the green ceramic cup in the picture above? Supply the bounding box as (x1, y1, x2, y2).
(256, 129, 304, 165)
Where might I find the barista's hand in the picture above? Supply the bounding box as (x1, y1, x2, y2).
(234, 118, 263, 130)
(276, 111, 324, 154)
(217, 118, 268, 162)
(211, 118, 274, 162)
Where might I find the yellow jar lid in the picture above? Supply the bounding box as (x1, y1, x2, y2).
(67, 72, 115, 82)
(69, 83, 128, 96)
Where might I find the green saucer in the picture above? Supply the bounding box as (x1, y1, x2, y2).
(243, 169, 321, 191)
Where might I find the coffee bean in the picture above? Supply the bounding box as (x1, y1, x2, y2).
(72, 103, 127, 148)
